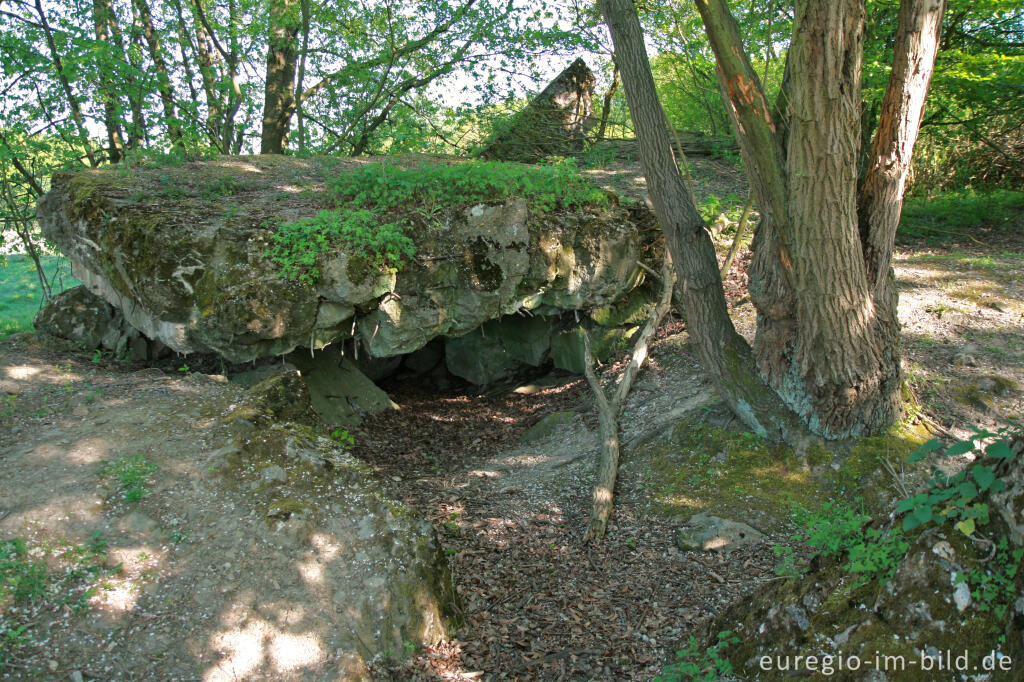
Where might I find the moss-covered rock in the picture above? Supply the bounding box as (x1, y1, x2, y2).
(550, 323, 639, 374)
(33, 285, 171, 362)
(520, 411, 578, 443)
(38, 155, 646, 364)
(219, 420, 460, 667)
(678, 439, 1024, 682)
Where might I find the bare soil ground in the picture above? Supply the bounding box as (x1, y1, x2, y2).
(2, 159, 1022, 680)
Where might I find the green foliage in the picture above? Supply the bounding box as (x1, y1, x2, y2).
(774, 500, 908, 586)
(1, 533, 111, 673)
(776, 425, 1020, 599)
(698, 193, 744, 224)
(898, 426, 1017, 535)
(957, 537, 1023, 622)
(0, 539, 48, 604)
(657, 631, 739, 681)
(330, 428, 355, 448)
(98, 453, 158, 503)
(266, 159, 608, 284)
(898, 190, 1024, 243)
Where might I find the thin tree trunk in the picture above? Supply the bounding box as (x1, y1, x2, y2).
(599, 0, 810, 445)
(260, 0, 300, 154)
(190, 0, 224, 149)
(1, 167, 51, 299)
(170, 0, 202, 117)
(117, 7, 148, 149)
(596, 63, 619, 141)
(33, 0, 98, 167)
(859, 0, 946, 302)
(720, 197, 753, 278)
(93, 0, 127, 163)
(224, 0, 243, 151)
(133, 0, 185, 146)
(295, 0, 310, 153)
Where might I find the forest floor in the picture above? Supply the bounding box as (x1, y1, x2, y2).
(1, 156, 1022, 680)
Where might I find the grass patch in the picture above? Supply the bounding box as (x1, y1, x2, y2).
(0, 254, 78, 338)
(1, 533, 111, 673)
(265, 158, 609, 284)
(899, 189, 1024, 243)
(99, 453, 158, 503)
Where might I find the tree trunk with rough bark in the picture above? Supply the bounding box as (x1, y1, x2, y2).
(603, 0, 944, 440)
(260, 0, 300, 154)
(599, 0, 811, 445)
(695, 0, 944, 438)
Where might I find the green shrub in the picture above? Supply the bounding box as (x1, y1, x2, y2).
(657, 631, 739, 681)
(265, 158, 608, 284)
(1, 533, 111, 673)
(774, 500, 908, 586)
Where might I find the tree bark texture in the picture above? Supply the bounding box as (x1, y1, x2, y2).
(694, 0, 944, 438)
(599, 0, 810, 445)
(260, 0, 300, 154)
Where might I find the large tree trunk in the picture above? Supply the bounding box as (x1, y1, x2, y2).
(598, 0, 810, 445)
(260, 0, 300, 154)
(693, 0, 944, 438)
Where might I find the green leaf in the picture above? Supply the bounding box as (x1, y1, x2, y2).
(908, 439, 943, 462)
(957, 480, 979, 500)
(956, 518, 976, 536)
(971, 465, 996, 492)
(947, 440, 976, 456)
(903, 506, 934, 531)
(896, 494, 928, 512)
(985, 440, 1014, 459)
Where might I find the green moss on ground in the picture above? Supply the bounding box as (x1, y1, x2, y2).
(629, 416, 931, 523)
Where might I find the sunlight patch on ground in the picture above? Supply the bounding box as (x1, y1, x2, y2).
(93, 544, 164, 614)
(210, 159, 264, 174)
(204, 619, 326, 680)
(65, 437, 110, 465)
(5, 364, 40, 380)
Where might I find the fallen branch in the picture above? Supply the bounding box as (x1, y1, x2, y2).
(720, 197, 754, 278)
(583, 254, 675, 542)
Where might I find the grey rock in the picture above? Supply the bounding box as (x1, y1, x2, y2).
(119, 511, 159, 535)
(952, 578, 972, 611)
(261, 464, 288, 483)
(675, 512, 766, 553)
(480, 59, 596, 163)
(232, 423, 458, 664)
(286, 350, 397, 427)
(38, 157, 644, 364)
(785, 605, 810, 631)
(521, 411, 577, 443)
(445, 327, 518, 385)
